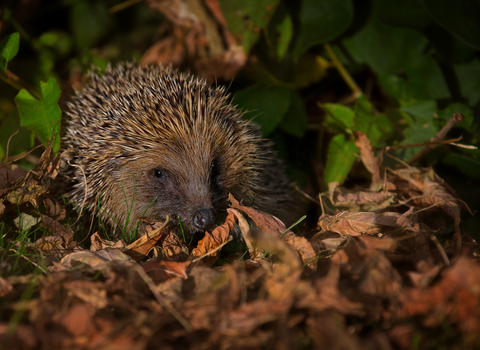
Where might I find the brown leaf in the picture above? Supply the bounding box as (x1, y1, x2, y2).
(157, 228, 190, 261)
(0, 276, 13, 297)
(64, 280, 108, 309)
(223, 299, 291, 332)
(398, 256, 480, 334)
(90, 232, 126, 251)
(299, 262, 365, 316)
(191, 211, 236, 266)
(355, 131, 383, 187)
(317, 210, 413, 236)
(143, 260, 191, 284)
(229, 194, 317, 269)
(60, 249, 135, 269)
(124, 217, 169, 261)
(390, 167, 464, 234)
(51, 303, 95, 336)
(328, 181, 396, 212)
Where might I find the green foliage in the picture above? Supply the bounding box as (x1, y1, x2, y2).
(15, 78, 62, 152)
(294, 0, 354, 57)
(219, 0, 280, 54)
(0, 0, 479, 201)
(324, 134, 357, 185)
(0, 32, 19, 71)
(234, 84, 291, 136)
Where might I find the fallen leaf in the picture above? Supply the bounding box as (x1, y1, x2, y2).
(317, 210, 413, 236)
(143, 260, 191, 283)
(191, 211, 236, 266)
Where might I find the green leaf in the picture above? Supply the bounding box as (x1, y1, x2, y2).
(294, 0, 354, 57)
(343, 17, 428, 74)
(400, 100, 437, 122)
(422, 0, 480, 50)
(278, 91, 307, 137)
(233, 84, 291, 136)
(70, 2, 112, 50)
(405, 56, 450, 100)
(38, 31, 72, 57)
(219, 0, 280, 54)
(401, 123, 438, 160)
(455, 59, 480, 106)
(322, 103, 355, 132)
(324, 134, 358, 185)
(274, 13, 292, 59)
(15, 78, 62, 152)
(354, 96, 394, 147)
(378, 74, 408, 100)
(0, 32, 20, 71)
(0, 110, 33, 160)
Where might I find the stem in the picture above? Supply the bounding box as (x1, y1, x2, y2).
(407, 113, 464, 165)
(0, 70, 41, 99)
(324, 43, 362, 98)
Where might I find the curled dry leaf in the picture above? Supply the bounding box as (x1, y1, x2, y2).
(0, 145, 63, 221)
(229, 194, 317, 269)
(354, 131, 382, 188)
(60, 249, 135, 270)
(157, 228, 190, 261)
(317, 210, 413, 236)
(90, 232, 126, 251)
(143, 260, 191, 284)
(389, 167, 464, 233)
(191, 211, 236, 266)
(328, 181, 396, 212)
(124, 217, 170, 260)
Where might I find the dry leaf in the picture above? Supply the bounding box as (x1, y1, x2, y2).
(143, 260, 191, 283)
(191, 211, 236, 266)
(318, 210, 413, 236)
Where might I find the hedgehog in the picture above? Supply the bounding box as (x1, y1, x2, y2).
(64, 63, 297, 237)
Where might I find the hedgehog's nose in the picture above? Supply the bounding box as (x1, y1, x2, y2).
(193, 208, 216, 231)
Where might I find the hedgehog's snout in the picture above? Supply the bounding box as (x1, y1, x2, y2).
(193, 208, 216, 231)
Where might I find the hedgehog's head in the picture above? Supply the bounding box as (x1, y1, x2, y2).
(105, 113, 261, 235)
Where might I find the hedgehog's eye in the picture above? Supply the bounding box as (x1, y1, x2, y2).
(210, 159, 221, 188)
(153, 169, 165, 179)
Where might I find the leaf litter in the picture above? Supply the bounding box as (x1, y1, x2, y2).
(0, 132, 479, 349)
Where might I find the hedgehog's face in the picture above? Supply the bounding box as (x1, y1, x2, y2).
(108, 146, 233, 235)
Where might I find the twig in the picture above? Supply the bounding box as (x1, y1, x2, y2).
(380, 136, 463, 151)
(324, 43, 362, 98)
(0, 69, 41, 99)
(9, 248, 49, 274)
(407, 113, 464, 165)
(110, 0, 143, 13)
(294, 185, 320, 205)
(430, 235, 450, 266)
(134, 265, 192, 332)
(4, 129, 20, 184)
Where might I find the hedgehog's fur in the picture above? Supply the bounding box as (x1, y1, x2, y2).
(64, 63, 296, 236)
